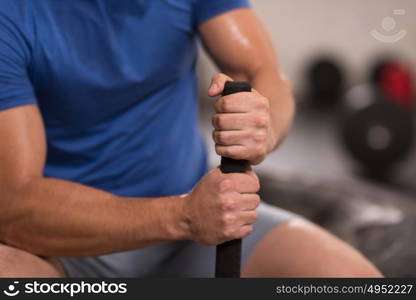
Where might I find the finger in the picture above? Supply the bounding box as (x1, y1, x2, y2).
(246, 166, 259, 180)
(246, 170, 261, 192)
(212, 113, 256, 131)
(239, 210, 258, 226)
(208, 73, 233, 97)
(240, 194, 261, 211)
(212, 112, 269, 131)
(223, 172, 260, 193)
(235, 225, 254, 239)
(214, 93, 269, 114)
(215, 145, 247, 161)
(241, 225, 254, 237)
(214, 93, 253, 113)
(212, 130, 250, 146)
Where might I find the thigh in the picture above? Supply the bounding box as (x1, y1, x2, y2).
(0, 243, 65, 277)
(242, 218, 382, 277)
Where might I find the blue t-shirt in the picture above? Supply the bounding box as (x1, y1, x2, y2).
(0, 0, 249, 197)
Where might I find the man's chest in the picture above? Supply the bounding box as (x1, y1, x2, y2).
(28, 0, 198, 125)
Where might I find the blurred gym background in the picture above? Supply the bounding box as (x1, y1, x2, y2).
(198, 0, 416, 277)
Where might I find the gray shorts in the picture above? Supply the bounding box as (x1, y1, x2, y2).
(59, 202, 296, 277)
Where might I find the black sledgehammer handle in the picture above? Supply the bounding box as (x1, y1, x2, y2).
(215, 81, 252, 278)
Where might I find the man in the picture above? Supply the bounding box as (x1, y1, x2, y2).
(0, 0, 381, 277)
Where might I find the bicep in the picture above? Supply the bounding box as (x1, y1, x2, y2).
(198, 8, 279, 78)
(0, 105, 46, 187)
(0, 10, 44, 186)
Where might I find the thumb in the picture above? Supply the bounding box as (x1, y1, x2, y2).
(208, 73, 233, 97)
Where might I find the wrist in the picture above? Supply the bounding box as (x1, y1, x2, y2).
(267, 111, 292, 153)
(163, 194, 192, 241)
(266, 123, 279, 153)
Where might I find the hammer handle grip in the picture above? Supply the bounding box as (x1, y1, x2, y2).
(215, 81, 251, 278)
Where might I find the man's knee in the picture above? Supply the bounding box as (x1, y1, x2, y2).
(0, 243, 64, 278)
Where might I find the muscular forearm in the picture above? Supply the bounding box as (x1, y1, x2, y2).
(250, 67, 295, 151)
(0, 177, 189, 257)
(200, 8, 295, 155)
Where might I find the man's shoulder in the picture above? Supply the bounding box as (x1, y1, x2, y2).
(0, 0, 41, 45)
(0, 0, 32, 29)
(0, 0, 26, 16)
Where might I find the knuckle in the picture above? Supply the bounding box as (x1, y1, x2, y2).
(256, 97, 270, 110)
(223, 214, 236, 226)
(211, 115, 217, 127)
(254, 195, 261, 207)
(215, 145, 224, 156)
(245, 226, 254, 236)
(223, 227, 237, 239)
(218, 179, 233, 193)
(212, 115, 218, 128)
(251, 210, 258, 221)
(222, 97, 231, 111)
(214, 144, 222, 155)
(255, 144, 267, 156)
(222, 230, 232, 240)
(220, 198, 236, 211)
(254, 114, 268, 128)
(216, 145, 230, 157)
(214, 100, 221, 112)
(253, 131, 267, 143)
(251, 178, 260, 192)
(216, 115, 225, 129)
(216, 131, 226, 144)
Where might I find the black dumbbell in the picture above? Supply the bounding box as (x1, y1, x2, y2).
(339, 84, 414, 178)
(370, 58, 394, 85)
(306, 57, 346, 107)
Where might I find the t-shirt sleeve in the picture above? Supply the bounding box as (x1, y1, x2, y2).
(194, 0, 250, 27)
(0, 5, 36, 111)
